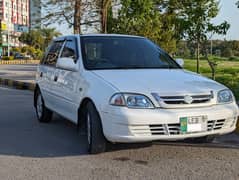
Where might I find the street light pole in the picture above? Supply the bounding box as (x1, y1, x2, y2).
(7, 27, 10, 57)
(7, 1, 10, 57)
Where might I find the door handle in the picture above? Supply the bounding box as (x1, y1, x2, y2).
(54, 75, 58, 82)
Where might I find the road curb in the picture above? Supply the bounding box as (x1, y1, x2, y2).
(0, 60, 39, 65)
(0, 78, 35, 91)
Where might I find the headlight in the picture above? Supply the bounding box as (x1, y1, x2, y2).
(110, 93, 154, 109)
(217, 89, 234, 104)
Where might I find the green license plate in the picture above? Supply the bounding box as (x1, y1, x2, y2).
(180, 116, 208, 133)
(180, 117, 188, 133)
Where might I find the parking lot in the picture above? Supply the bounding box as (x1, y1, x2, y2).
(0, 87, 238, 179)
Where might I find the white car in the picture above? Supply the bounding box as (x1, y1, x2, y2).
(34, 34, 239, 154)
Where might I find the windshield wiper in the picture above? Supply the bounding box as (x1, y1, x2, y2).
(106, 66, 179, 69)
(87, 65, 180, 70)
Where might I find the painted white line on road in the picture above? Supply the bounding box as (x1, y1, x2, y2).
(0, 86, 14, 91)
(0, 86, 33, 94)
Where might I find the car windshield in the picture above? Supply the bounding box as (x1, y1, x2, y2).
(80, 36, 181, 70)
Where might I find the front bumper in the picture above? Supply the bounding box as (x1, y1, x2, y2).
(101, 103, 239, 143)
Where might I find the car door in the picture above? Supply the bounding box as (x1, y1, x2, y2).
(38, 40, 65, 111)
(51, 37, 80, 123)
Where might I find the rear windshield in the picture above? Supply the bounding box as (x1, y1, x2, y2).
(80, 36, 181, 70)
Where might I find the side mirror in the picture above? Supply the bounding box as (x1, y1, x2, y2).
(56, 57, 79, 72)
(175, 58, 184, 67)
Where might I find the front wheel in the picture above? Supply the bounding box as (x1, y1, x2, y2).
(35, 90, 53, 123)
(85, 102, 107, 154)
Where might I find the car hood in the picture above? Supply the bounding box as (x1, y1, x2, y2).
(92, 69, 225, 96)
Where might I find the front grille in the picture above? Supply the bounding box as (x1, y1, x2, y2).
(149, 124, 181, 135)
(207, 119, 225, 131)
(160, 94, 212, 105)
(149, 124, 165, 135)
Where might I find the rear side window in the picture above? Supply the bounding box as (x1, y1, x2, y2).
(60, 40, 78, 61)
(42, 41, 64, 66)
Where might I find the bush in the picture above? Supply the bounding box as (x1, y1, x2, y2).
(21, 47, 27, 53)
(228, 56, 239, 61)
(222, 47, 233, 57)
(1, 56, 14, 60)
(233, 50, 239, 57)
(11, 47, 21, 53)
(20, 46, 43, 60)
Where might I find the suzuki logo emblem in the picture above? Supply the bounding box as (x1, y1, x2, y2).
(184, 95, 193, 104)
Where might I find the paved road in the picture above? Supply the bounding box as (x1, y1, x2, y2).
(0, 87, 239, 180)
(0, 64, 37, 83)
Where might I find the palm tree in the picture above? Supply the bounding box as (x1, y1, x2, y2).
(41, 28, 61, 48)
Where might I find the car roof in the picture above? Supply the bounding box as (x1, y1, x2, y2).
(53, 34, 144, 41)
(81, 34, 143, 38)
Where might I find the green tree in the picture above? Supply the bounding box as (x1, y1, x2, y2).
(19, 28, 61, 50)
(42, 0, 114, 34)
(231, 40, 239, 51)
(41, 28, 62, 48)
(42, 0, 82, 34)
(19, 28, 61, 59)
(176, 0, 230, 73)
(19, 30, 44, 49)
(176, 41, 191, 58)
(222, 47, 233, 57)
(109, 0, 177, 53)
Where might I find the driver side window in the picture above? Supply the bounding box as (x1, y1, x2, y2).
(43, 41, 64, 66)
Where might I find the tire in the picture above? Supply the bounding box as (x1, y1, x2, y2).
(85, 102, 107, 154)
(193, 136, 215, 143)
(35, 89, 53, 123)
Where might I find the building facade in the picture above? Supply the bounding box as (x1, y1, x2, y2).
(0, 0, 29, 55)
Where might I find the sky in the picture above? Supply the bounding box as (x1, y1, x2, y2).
(212, 0, 239, 40)
(53, 0, 239, 40)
